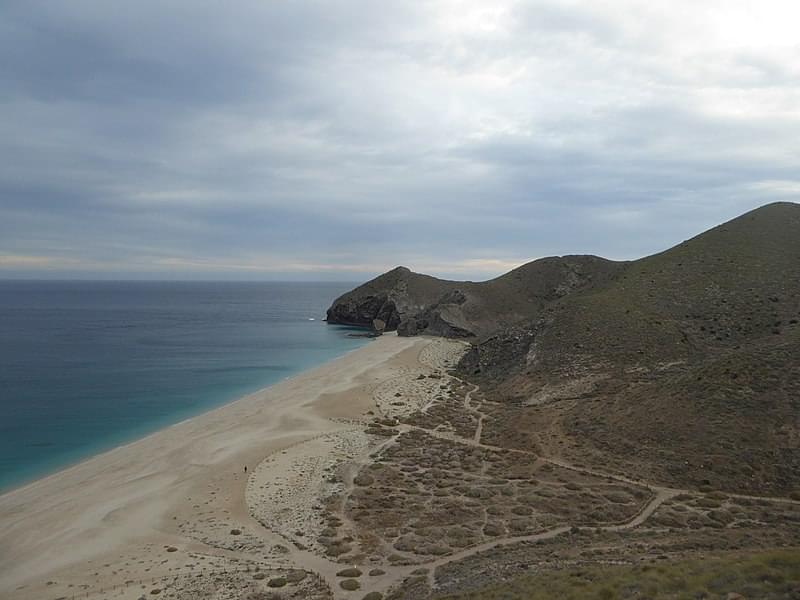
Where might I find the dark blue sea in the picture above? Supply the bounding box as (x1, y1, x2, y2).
(0, 280, 368, 492)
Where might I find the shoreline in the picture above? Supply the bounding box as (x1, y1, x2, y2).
(0, 332, 426, 597)
(0, 332, 371, 497)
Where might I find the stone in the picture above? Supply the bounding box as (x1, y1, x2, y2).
(397, 317, 420, 337)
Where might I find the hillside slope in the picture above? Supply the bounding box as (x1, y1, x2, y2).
(328, 201, 800, 495)
(462, 202, 800, 494)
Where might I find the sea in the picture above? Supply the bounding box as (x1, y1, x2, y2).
(0, 280, 369, 492)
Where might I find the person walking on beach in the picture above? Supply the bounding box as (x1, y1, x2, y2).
(244, 465, 247, 473)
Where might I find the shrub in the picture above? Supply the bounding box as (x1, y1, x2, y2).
(354, 473, 375, 486)
(341, 579, 361, 591)
(337, 568, 363, 577)
(285, 570, 307, 583)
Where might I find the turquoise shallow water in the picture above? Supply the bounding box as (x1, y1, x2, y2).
(0, 280, 368, 492)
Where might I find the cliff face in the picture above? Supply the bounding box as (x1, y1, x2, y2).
(325, 266, 468, 334)
(325, 286, 404, 330)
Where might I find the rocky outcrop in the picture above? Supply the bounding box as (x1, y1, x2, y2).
(326, 266, 466, 334)
(396, 290, 475, 337)
(325, 293, 402, 330)
(457, 326, 537, 380)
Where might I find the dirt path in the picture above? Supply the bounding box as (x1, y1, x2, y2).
(229, 341, 684, 598)
(426, 482, 676, 566)
(165, 336, 800, 600)
(473, 414, 484, 445)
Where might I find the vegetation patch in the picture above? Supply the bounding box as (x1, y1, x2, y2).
(435, 549, 800, 600)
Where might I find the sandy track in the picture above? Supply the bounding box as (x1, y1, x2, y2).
(246, 428, 376, 553)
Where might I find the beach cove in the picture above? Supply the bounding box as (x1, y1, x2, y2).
(0, 333, 452, 599)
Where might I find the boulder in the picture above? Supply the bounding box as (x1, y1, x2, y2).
(397, 317, 420, 337)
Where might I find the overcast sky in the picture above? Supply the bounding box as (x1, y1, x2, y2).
(1, 1, 798, 281)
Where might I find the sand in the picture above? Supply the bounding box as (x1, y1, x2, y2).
(0, 333, 471, 600)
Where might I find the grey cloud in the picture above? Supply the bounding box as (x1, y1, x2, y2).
(0, 0, 798, 281)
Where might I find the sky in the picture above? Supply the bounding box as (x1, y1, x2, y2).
(1, 0, 799, 281)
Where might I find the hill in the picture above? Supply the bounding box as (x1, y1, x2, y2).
(326, 256, 625, 338)
(464, 202, 800, 495)
(327, 202, 800, 495)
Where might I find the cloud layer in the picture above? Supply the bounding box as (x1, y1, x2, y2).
(1, 0, 798, 280)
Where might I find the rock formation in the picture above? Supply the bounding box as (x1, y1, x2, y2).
(326, 257, 623, 339)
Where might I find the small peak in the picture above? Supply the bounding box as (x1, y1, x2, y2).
(750, 201, 800, 214)
(722, 201, 800, 225)
(372, 265, 413, 283)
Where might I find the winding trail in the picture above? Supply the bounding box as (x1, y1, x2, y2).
(229, 338, 800, 599)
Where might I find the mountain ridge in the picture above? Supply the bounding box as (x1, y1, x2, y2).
(327, 202, 798, 340)
(326, 254, 626, 338)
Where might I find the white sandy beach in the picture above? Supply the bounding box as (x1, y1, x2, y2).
(0, 333, 471, 600)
